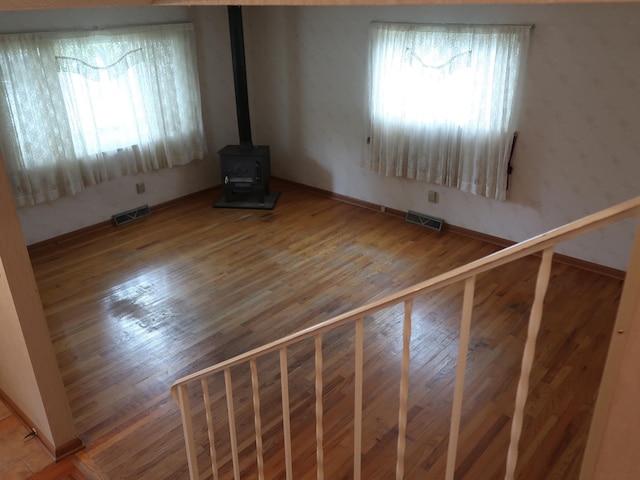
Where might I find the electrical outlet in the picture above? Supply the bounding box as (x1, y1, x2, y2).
(381, 206, 386, 213)
(136, 182, 145, 194)
(428, 190, 438, 203)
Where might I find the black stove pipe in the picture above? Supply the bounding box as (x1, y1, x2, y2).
(227, 6, 253, 147)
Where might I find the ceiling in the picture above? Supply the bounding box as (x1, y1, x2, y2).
(0, 0, 634, 11)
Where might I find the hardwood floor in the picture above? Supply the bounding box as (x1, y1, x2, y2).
(0, 398, 53, 478)
(28, 180, 623, 479)
(29, 455, 96, 480)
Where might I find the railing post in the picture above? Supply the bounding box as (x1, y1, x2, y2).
(224, 369, 240, 480)
(504, 247, 555, 480)
(177, 384, 200, 480)
(250, 359, 265, 480)
(354, 317, 364, 480)
(580, 219, 640, 480)
(280, 348, 293, 480)
(445, 276, 476, 480)
(315, 334, 325, 480)
(201, 378, 219, 480)
(395, 300, 413, 480)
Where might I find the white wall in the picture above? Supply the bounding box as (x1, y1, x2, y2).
(8, 5, 640, 269)
(243, 5, 640, 271)
(0, 152, 78, 451)
(4, 6, 236, 245)
(0, 259, 54, 442)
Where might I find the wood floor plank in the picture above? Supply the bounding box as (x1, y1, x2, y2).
(29, 456, 97, 480)
(28, 180, 622, 479)
(0, 400, 55, 479)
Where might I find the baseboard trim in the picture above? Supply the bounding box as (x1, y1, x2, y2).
(25, 178, 625, 280)
(53, 437, 85, 461)
(272, 177, 406, 218)
(27, 186, 220, 255)
(274, 177, 626, 281)
(26, 219, 112, 255)
(30, 429, 84, 463)
(0, 389, 84, 461)
(447, 224, 625, 280)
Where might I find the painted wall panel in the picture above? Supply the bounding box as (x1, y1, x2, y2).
(0, 152, 78, 450)
(244, 5, 640, 270)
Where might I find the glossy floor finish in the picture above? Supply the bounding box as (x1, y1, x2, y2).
(28, 181, 623, 479)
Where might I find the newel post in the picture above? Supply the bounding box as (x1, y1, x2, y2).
(580, 218, 640, 480)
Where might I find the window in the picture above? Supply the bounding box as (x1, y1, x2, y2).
(0, 23, 206, 207)
(57, 48, 153, 155)
(366, 22, 530, 200)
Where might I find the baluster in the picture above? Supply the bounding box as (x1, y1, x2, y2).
(201, 378, 219, 480)
(250, 359, 265, 480)
(280, 348, 293, 480)
(445, 276, 476, 480)
(315, 334, 325, 480)
(354, 317, 364, 480)
(177, 384, 200, 480)
(224, 369, 240, 480)
(395, 299, 414, 480)
(504, 247, 555, 480)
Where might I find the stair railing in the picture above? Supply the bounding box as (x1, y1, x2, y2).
(171, 196, 640, 480)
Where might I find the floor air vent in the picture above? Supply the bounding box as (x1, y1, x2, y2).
(405, 210, 444, 232)
(112, 205, 151, 226)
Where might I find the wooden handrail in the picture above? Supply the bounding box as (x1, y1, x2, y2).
(171, 195, 640, 396)
(171, 195, 640, 480)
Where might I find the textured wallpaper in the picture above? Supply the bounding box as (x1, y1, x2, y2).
(7, 6, 234, 245)
(9, 5, 640, 270)
(244, 5, 640, 271)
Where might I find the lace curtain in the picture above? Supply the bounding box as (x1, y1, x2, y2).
(0, 23, 206, 207)
(366, 23, 531, 201)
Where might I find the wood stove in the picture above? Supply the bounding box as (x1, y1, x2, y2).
(219, 144, 270, 203)
(216, 6, 273, 207)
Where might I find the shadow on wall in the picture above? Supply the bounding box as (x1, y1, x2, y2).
(244, 8, 334, 190)
(282, 9, 334, 190)
(190, 6, 239, 184)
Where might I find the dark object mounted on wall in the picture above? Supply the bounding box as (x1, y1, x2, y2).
(215, 6, 278, 210)
(506, 132, 518, 191)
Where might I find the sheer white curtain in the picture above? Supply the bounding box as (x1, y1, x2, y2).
(0, 23, 206, 207)
(366, 22, 530, 201)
